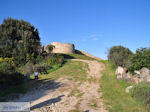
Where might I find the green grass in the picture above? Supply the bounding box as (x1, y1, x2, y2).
(130, 83, 150, 111)
(100, 60, 147, 112)
(34, 60, 88, 81)
(57, 53, 95, 60)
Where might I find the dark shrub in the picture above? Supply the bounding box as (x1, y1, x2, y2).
(0, 72, 24, 89)
(35, 55, 44, 64)
(129, 47, 150, 72)
(47, 54, 64, 66)
(0, 61, 15, 73)
(108, 46, 133, 68)
(34, 65, 51, 74)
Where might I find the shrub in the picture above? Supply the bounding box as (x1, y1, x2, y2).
(0, 61, 15, 73)
(33, 65, 51, 74)
(108, 46, 133, 68)
(0, 57, 15, 66)
(46, 45, 54, 53)
(130, 83, 150, 104)
(129, 47, 150, 72)
(35, 55, 44, 64)
(47, 54, 64, 66)
(0, 72, 24, 89)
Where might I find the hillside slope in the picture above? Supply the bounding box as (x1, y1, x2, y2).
(10, 59, 107, 112)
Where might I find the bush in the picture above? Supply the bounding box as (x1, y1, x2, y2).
(34, 65, 51, 74)
(35, 55, 44, 64)
(0, 72, 24, 89)
(47, 54, 64, 66)
(130, 83, 150, 104)
(129, 47, 150, 72)
(0, 61, 15, 73)
(108, 46, 133, 68)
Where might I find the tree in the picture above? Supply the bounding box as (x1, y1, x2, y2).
(129, 47, 150, 72)
(0, 18, 41, 65)
(108, 46, 133, 68)
(46, 45, 54, 53)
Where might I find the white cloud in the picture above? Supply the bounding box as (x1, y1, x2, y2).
(92, 37, 98, 41)
(89, 34, 97, 37)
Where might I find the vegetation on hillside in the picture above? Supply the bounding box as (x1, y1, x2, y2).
(0, 17, 40, 66)
(129, 47, 150, 72)
(108, 46, 133, 68)
(100, 60, 147, 112)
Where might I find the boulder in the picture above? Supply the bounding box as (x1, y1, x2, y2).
(116, 66, 124, 80)
(134, 70, 140, 75)
(115, 66, 124, 75)
(139, 67, 150, 77)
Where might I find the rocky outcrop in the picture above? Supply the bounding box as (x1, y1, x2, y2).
(115, 67, 150, 84)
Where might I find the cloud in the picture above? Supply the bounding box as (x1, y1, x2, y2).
(92, 37, 98, 41)
(89, 34, 97, 37)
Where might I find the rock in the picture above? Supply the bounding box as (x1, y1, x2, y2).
(117, 75, 123, 80)
(115, 66, 124, 75)
(125, 86, 133, 93)
(116, 66, 124, 80)
(146, 76, 150, 83)
(134, 70, 140, 75)
(131, 77, 140, 84)
(140, 67, 150, 77)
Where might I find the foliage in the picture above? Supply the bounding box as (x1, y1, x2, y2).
(100, 60, 147, 112)
(0, 57, 15, 66)
(129, 47, 150, 72)
(130, 83, 150, 105)
(108, 46, 133, 68)
(0, 61, 15, 73)
(46, 45, 54, 53)
(35, 55, 44, 64)
(33, 65, 50, 74)
(0, 17, 40, 66)
(47, 54, 64, 66)
(0, 71, 24, 89)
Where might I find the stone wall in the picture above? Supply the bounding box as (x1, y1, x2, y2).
(48, 42, 75, 54)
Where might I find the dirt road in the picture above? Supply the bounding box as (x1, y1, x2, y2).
(12, 59, 107, 112)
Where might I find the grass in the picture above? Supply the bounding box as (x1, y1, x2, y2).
(1, 59, 89, 101)
(100, 60, 147, 112)
(130, 83, 150, 111)
(31, 60, 89, 81)
(58, 53, 95, 60)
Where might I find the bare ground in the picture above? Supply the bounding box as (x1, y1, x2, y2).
(11, 59, 107, 112)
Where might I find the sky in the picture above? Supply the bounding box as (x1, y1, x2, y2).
(0, 0, 150, 59)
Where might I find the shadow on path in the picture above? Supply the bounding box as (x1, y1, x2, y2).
(31, 95, 64, 110)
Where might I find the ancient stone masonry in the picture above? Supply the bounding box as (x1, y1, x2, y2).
(46, 42, 75, 54)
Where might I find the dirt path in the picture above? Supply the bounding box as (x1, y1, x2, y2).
(11, 59, 107, 112)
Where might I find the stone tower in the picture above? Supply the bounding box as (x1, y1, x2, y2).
(47, 42, 75, 54)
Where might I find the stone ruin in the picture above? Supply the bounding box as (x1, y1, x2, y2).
(46, 42, 75, 54)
